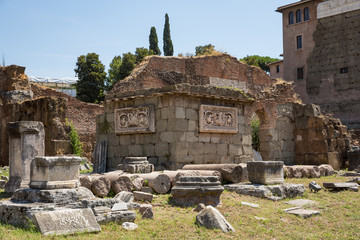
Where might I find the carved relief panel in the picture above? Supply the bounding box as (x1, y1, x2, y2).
(115, 105, 155, 134)
(199, 105, 238, 133)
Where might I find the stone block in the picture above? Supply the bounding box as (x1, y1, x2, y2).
(114, 105, 155, 134)
(311, 140, 328, 153)
(196, 206, 235, 233)
(133, 191, 153, 202)
(308, 117, 324, 128)
(155, 143, 169, 157)
(129, 145, 143, 156)
(30, 156, 83, 190)
(112, 202, 128, 211)
(204, 143, 217, 155)
(188, 120, 197, 131)
(143, 144, 155, 156)
(199, 133, 211, 142)
(139, 204, 153, 219)
(229, 144, 242, 155)
(175, 107, 186, 118)
(348, 150, 360, 171)
(242, 135, 252, 146)
(247, 161, 284, 185)
(167, 119, 188, 131)
(5, 121, 45, 193)
(96, 210, 136, 224)
(199, 105, 238, 133)
(304, 104, 321, 117)
(160, 132, 176, 143)
(216, 144, 228, 155)
(186, 108, 198, 120)
(170, 142, 188, 156)
(188, 142, 204, 155)
(327, 152, 341, 170)
(171, 176, 224, 207)
(33, 208, 101, 236)
(156, 119, 167, 132)
(243, 146, 253, 155)
(295, 117, 308, 129)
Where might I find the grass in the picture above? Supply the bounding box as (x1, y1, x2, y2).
(0, 172, 359, 239)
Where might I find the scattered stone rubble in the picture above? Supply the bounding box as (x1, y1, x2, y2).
(195, 206, 235, 233)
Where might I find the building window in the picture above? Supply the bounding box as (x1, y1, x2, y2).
(296, 35, 302, 49)
(340, 67, 349, 74)
(276, 65, 280, 73)
(296, 9, 302, 23)
(289, 11, 294, 25)
(304, 7, 310, 21)
(297, 67, 304, 80)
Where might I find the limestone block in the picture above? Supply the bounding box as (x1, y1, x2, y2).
(129, 145, 143, 156)
(167, 119, 188, 131)
(155, 143, 169, 157)
(30, 156, 83, 190)
(203, 143, 217, 155)
(96, 210, 136, 224)
(247, 161, 284, 185)
(171, 176, 224, 207)
(175, 107, 186, 118)
(5, 121, 45, 193)
(216, 144, 228, 155)
(143, 144, 155, 156)
(199, 105, 238, 133)
(229, 145, 242, 155)
(170, 142, 188, 156)
(188, 120, 197, 131)
(186, 108, 198, 120)
(33, 208, 101, 235)
(196, 206, 235, 233)
(199, 133, 211, 142)
(156, 119, 167, 132)
(139, 204, 153, 219)
(133, 191, 153, 202)
(188, 142, 204, 155)
(114, 105, 155, 134)
(160, 132, 176, 143)
(348, 150, 360, 171)
(295, 117, 308, 129)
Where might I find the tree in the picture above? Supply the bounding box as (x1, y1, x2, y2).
(135, 47, 154, 64)
(118, 52, 136, 80)
(107, 55, 122, 90)
(195, 44, 219, 56)
(149, 27, 161, 55)
(240, 55, 280, 73)
(163, 13, 174, 56)
(74, 53, 106, 103)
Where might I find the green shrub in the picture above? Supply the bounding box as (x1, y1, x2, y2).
(251, 117, 260, 151)
(66, 119, 83, 157)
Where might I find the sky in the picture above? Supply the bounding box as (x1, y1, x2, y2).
(0, 0, 294, 79)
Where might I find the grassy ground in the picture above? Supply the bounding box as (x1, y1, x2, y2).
(0, 171, 359, 240)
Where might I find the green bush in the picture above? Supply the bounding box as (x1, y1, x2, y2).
(66, 119, 83, 157)
(251, 117, 260, 151)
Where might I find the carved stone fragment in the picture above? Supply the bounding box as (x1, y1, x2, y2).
(199, 105, 238, 133)
(114, 106, 155, 134)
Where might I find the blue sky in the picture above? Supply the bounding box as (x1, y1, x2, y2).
(0, 0, 294, 78)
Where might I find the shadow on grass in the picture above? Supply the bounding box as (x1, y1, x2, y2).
(0, 191, 12, 200)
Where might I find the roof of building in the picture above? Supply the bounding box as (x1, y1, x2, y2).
(266, 60, 284, 66)
(276, 0, 314, 12)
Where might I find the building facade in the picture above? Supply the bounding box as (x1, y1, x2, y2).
(277, 0, 360, 128)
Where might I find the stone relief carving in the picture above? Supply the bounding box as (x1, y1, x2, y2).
(115, 105, 155, 134)
(199, 105, 238, 133)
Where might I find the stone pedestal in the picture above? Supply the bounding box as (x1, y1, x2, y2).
(171, 176, 224, 206)
(5, 121, 45, 193)
(348, 150, 360, 171)
(30, 156, 83, 189)
(247, 161, 284, 185)
(118, 157, 154, 174)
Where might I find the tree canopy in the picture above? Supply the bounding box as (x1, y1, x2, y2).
(240, 55, 280, 73)
(135, 47, 154, 64)
(106, 55, 122, 90)
(163, 13, 174, 56)
(74, 53, 106, 103)
(195, 44, 220, 56)
(149, 27, 161, 55)
(118, 52, 136, 81)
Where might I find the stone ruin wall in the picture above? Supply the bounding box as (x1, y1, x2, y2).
(0, 65, 71, 166)
(98, 86, 254, 170)
(306, 8, 360, 129)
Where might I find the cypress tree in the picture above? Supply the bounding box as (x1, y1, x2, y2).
(163, 13, 174, 56)
(149, 27, 161, 55)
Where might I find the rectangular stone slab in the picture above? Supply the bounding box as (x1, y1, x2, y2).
(33, 208, 101, 236)
(323, 182, 359, 189)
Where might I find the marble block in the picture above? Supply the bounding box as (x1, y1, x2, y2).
(30, 156, 83, 189)
(171, 176, 224, 207)
(247, 161, 284, 185)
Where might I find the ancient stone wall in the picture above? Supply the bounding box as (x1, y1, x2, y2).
(98, 85, 253, 170)
(307, 9, 360, 128)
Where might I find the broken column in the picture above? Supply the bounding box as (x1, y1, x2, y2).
(171, 176, 224, 207)
(118, 157, 154, 174)
(247, 161, 284, 185)
(5, 121, 45, 193)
